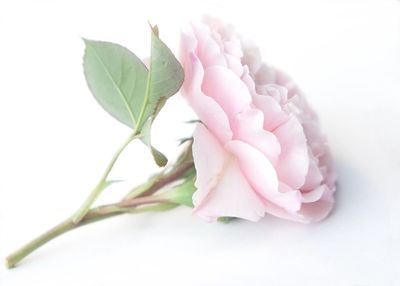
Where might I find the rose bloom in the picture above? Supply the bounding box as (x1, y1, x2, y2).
(180, 19, 336, 223)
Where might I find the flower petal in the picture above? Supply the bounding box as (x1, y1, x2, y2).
(193, 158, 265, 222)
(274, 116, 309, 189)
(301, 185, 325, 203)
(192, 123, 227, 207)
(241, 41, 262, 74)
(202, 66, 252, 120)
(253, 93, 289, 131)
(276, 182, 302, 212)
(182, 53, 232, 143)
(232, 108, 281, 165)
(192, 124, 265, 222)
(297, 185, 335, 222)
(301, 156, 324, 191)
(224, 140, 278, 200)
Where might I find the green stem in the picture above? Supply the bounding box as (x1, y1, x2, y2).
(123, 160, 194, 201)
(5, 198, 174, 269)
(6, 142, 194, 269)
(71, 132, 139, 223)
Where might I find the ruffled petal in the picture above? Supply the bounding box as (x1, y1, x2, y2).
(231, 108, 281, 165)
(301, 185, 325, 203)
(301, 156, 324, 191)
(192, 125, 265, 222)
(253, 93, 289, 131)
(224, 53, 244, 77)
(297, 185, 335, 222)
(192, 124, 227, 207)
(274, 116, 309, 189)
(193, 158, 265, 222)
(276, 182, 302, 212)
(202, 66, 252, 120)
(263, 185, 334, 224)
(241, 41, 262, 74)
(225, 140, 279, 199)
(182, 53, 232, 143)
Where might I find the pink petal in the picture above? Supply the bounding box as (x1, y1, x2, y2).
(224, 38, 243, 58)
(240, 65, 257, 95)
(241, 41, 262, 74)
(255, 63, 278, 85)
(274, 117, 309, 189)
(301, 157, 324, 191)
(192, 124, 227, 206)
(231, 108, 281, 165)
(224, 53, 244, 77)
(275, 182, 302, 212)
(193, 157, 265, 222)
(301, 185, 326, 203)
(256, 84, 288, 104)
(252, 93, 289, 131)
(192, 125, 265, 222)
(263, 200, 306, 223)
(182, 53, 232, 143)
(224, 140, 278, 201)
(202, 66, 252, 120)
(198, 37, 227, 68)
(297, 185, 335, 222)
(263, 185, 333, 223)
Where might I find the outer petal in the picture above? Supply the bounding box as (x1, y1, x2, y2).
(301, 185, 326, 203)
(263, 185, 333, 223)
(271, 67, 301, 99)
(255, 63, 279, 85)
(190, 22, 225, 68)
(192, 124, 265, 222)
(180, 29, 197, 64)
(182, 53, 232, 143)
(192, 124, 227, 208)
(202, 66, 252, 121)
(193, 158, 265, 222)
(274, 116, 309, 189)
(301, 156, 324, 191)
(276, 182, 302, 212)
(197, 36, 227, 68)
(297, 185, 335, 222)
(241, 41, 262, 74)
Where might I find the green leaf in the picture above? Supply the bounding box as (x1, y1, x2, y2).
(138, 25, 185, 166)
(83, 39, 147, 128)
(140, 117, 168, 167)
(83, 25, 184, 167)
(135, 25, 184, 131)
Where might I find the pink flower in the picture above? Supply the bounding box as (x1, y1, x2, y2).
(180, 19, 336, 223)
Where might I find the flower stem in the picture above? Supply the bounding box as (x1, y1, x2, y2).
(5, 142, 195, 269)
(71, 132, 139, 223)
(123, 157, 194, 201)
(5, 197, 173, 269)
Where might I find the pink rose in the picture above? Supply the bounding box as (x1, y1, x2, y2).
(180, 19, 336, 223)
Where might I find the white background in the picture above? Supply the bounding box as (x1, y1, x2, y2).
(1, 0, 400, 285)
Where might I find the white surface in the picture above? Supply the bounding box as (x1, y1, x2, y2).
(1, 0, 400, 285)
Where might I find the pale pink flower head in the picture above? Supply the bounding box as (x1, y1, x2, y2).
(180, 18, 336, 223)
